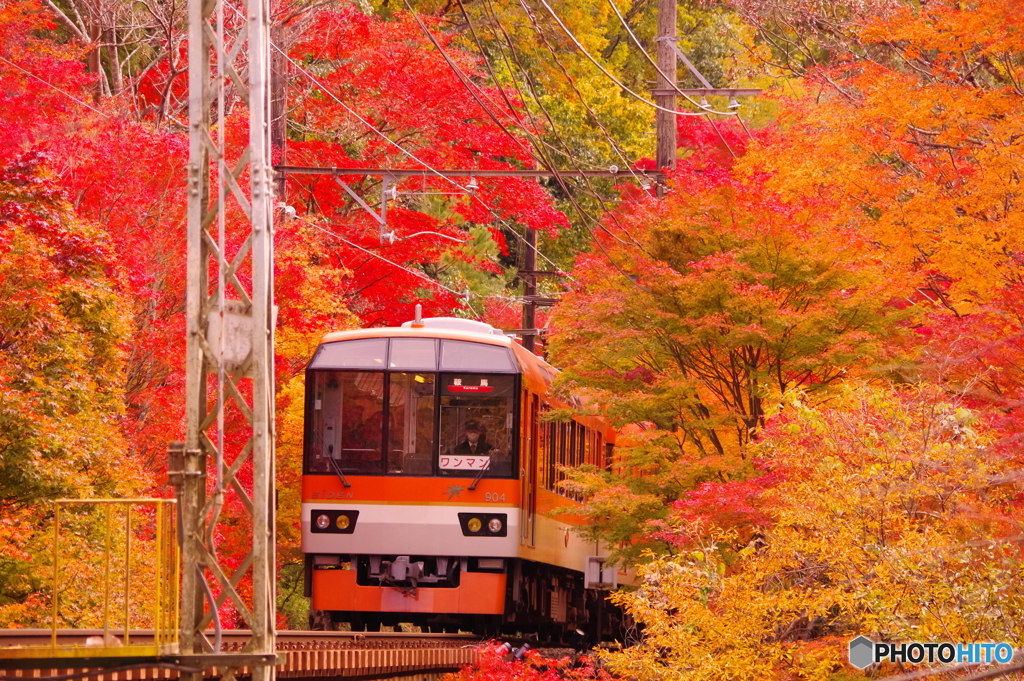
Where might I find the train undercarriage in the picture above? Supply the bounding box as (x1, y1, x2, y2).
(307, 554, 621, 644)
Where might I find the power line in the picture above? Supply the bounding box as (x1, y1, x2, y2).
(493, 0, 658, 249)
(311, 222, 468, 298)
(271, 39, 571, 275)
(0, 55, 112, 119)
(527, 0, 735, 119)
(474, 0, 654, 195)
(400, 0, 657, 264)
(400, 0, 545, 167)
(273, 9, 649, 297)
(601, 0, 753, 152)
(311, 220, 562, 311)
(528, 0, 740, 157)
(460, 0, 655, 292)
(603, 0, 751, 116)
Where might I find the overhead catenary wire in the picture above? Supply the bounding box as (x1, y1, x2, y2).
(601, 0, 752, 150)
(457, 0, 666, 224)
(268, 38, 568, 276)
(399, 0, 548, 174)
(257, 11, 568, 273)
(602, 0, 749, 152)
(530, 0, 737, 157)
(311, 221, 563, 311)
(312, 222, 468, 298)
(449, 0, 657, 291)
(458, 0, 591, 170)
(463, 0, 652, 193)
(444, 5, 651, 292)
(472, 0, 656, 198)
(483, 0, 659, 257)
(267, 8, 646, 293)
(602, 0, 750, 118)
(430, 0, 654, 185)
(226, 9, 572, 307)
(376, 14, 647, 278)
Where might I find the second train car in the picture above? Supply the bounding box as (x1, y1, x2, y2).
(301, 315, 619, 639)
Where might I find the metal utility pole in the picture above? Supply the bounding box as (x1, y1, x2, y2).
(182, 0, 276, 672)
(655, 0, 677, 174)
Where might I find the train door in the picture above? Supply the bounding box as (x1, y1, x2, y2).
(521, 393, 538, 547)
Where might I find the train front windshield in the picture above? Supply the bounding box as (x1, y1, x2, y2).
(304, 337, 519, 478)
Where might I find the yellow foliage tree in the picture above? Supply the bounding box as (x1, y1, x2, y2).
(603, 382, 1024, 681)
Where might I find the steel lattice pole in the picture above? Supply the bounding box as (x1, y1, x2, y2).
(184, 0, 276, 673)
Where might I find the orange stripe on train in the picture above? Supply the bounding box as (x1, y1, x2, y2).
(302, 474, 521, 504)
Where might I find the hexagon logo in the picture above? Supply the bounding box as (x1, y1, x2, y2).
(849, 636, 875, 669)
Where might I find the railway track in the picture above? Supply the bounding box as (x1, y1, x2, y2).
(0, 630, 484, 680)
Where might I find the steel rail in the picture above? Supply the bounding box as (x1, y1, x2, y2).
(0, 630, 483, 680)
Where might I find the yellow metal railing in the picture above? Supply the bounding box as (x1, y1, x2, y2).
(33, 498, 180, 658)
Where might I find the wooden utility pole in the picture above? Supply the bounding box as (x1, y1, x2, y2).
(271, 19, 288, 198)
(655, 0, 677, 175)
(521, 228, 537, 353)
(182, 0, 276, 674)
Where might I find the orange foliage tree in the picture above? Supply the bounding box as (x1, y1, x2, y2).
(547, 157, 909, 561)
(742, 0, 1024, 312)
(0, 154, 147, 625)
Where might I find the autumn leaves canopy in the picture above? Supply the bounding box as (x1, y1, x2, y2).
(1, 0, 1023, 673)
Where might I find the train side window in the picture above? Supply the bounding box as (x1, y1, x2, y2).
(388, 373, 436, 475)
(567, 421, 577, 467)
(568, 422, 578, 500)
(307, 371, 385, 475)
(547, 422, 557, 491)
(557, 422, 567, 493)
(577, 426, 588, 500)
(538, 407, 548, 490)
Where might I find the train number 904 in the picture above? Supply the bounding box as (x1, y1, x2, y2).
(484, 492, 506, 502)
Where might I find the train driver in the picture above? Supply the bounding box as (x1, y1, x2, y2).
(453, 421, 511, 476)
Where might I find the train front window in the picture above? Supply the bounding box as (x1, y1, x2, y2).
(440, 341, 516, 373)
(305, 338, 520, 478)
(388, 373, 436, 475)
(310, 339, 387, 369)
(439, 374, 516, 478)
(389, 338, 438, 371)
(308, 371, 385, 475)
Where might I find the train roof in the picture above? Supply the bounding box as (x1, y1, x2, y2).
(319, 323, 511, 347)
(318, 321, 550, 384)
(315, 319, 609, 435)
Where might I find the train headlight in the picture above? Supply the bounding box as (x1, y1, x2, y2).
(458, 512, 507, 536)
(310, 510, 359, 533)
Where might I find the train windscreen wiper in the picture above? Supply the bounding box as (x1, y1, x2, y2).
(328, 453, 352, 488)
(468, 460, 491, 491)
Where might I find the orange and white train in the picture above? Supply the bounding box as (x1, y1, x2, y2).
(301, 315, 620, 639)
